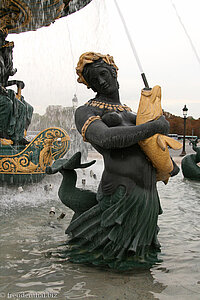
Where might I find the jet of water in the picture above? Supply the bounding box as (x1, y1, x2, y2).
(171, 0, 200, 67)
(113, 0, 149, 88)
(66, 20, 78, 94)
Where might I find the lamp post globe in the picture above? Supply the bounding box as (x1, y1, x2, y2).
(182, 105, 188, 117)
(180, 105, 188, 156)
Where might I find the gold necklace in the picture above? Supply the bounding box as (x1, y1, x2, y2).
(85, 100, 132, 112)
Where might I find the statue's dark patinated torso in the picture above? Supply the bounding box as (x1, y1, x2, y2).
(75, 102, 164, 195)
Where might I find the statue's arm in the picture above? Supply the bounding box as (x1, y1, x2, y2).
(75, 106, 169, 149)
(6, 80, 25, 89)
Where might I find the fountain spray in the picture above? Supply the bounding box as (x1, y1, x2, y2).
(113, 0, 150, 89)
(171, 0, 200, 67)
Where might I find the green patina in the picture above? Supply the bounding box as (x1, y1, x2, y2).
(0, 89, 33, 144)
(47, 152, 162, 269)
(181, 139, 200, 181)
(0, 127, 71, 185)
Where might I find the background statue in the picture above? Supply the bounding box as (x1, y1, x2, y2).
(54, 52, 179, 269)
(181, 138, 200, 180)
(0, 28, 33, 145)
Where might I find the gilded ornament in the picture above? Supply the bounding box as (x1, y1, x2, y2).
(76, 52, 119, 88)
(136, 85, 182, 183)
(0, 127, 70, 174)
(81, 116, 101, 142)
(85, 100, 131, 112)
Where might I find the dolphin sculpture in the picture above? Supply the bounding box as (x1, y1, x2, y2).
(46, 152, 98, 222)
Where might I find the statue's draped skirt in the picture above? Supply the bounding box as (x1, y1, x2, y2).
(0, 89, 33, 142)
(65, 172, 162, 269)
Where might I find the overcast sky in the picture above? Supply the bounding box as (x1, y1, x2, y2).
(10, 0, 200, 119)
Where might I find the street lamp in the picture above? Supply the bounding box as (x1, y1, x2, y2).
(180, 105, 188, 156)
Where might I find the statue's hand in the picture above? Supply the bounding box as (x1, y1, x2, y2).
(142, 87, 152, 91)
(155, 115, 170, 136)
(16, 80, 25, 89)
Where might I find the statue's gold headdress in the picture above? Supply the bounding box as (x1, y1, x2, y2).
(76, 52, 118, 87)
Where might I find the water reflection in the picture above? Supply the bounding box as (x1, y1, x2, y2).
(155, 170, 200, 300)
(0, 160, 200, 299)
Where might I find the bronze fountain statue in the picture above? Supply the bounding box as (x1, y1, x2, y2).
(0, 28, 33, 145)
(0, 28, 70, 184)
(47, 52, 180, 269)
(181, 138, 200, 181)
(0, 1, 95, 185)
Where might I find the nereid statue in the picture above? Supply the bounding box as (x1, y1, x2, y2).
(48, 52, 180, 269)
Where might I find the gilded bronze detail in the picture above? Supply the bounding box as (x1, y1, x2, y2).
(76, 52, 118, 87)
(136, 85, 182, 183)
(0, 0, 92, 33)
(0, 0, 64, 33)
(0, 127, 70, 174)
(81, 115, 101, 142)
(0, 0, 32, 33)
(85, 100, 132, 112)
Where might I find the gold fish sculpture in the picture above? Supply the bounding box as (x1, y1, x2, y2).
(136, 85, 182, 183)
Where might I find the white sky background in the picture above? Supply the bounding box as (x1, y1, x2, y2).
(10, 0, 200, 119)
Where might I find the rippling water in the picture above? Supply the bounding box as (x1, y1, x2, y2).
(0, 159, 200, 300)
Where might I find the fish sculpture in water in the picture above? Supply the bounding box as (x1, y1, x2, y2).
(136, 85, 182, 183)
(181, 138, 200, 180)
(46, 152, 97, 222)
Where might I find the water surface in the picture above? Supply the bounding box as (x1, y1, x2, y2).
(0, 159, 200, 300)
